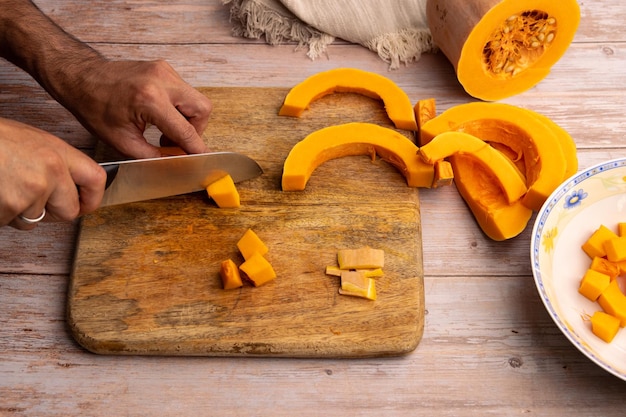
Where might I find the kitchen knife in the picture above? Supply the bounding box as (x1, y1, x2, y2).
(99, 152, 263, 207)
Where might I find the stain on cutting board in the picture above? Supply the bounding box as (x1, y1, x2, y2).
(68, 87, 425, 357)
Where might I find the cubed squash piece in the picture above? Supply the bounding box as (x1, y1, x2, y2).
(432, 160, 454, 188)
(578, 269, 611, 301)
(337, 247, 384, 270)
(597, 280, 626, 327)
(582, 225, 618, 259)
(237, 229, 269, 261)
(615, 260, 626, 276)
(604, 235, 626, 262)
(589, 256, 620, 281)
(590, 311, 621, 343)
(325, 265, 342, 277)
(239, 252, 276, 287)
(206, 175, 240, 208)
(619, 222, 626, 237)
(220, 259, 243, 290)
(338, 271, 377, 301)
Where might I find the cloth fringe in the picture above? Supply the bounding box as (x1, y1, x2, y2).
(223, 0, 435, 67)
(365, 27, 436, 69)
(223, 0, 335, 60)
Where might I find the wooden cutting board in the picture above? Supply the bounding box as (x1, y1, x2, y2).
(68, 87, 425, 357)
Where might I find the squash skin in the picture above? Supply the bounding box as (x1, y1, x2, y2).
(449, 153, 533, 241)
(419, 102, 569, 211)
(282, 122, 434, 191)
(426, 0, 580, 100)
(419, 131, 526, 204)
(278, 68, 418, 131)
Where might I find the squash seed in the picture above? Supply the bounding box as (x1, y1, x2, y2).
(483, 9, 558, 79)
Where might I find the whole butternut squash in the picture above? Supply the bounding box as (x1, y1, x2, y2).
(426, 0, 580, 100)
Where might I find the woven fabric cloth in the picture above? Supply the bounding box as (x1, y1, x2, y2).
(223, 0, 434, 68)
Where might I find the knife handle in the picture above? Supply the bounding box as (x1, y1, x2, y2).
(102, 164, 120, 190)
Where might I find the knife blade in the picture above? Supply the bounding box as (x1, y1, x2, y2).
(99, 152, 263, 207)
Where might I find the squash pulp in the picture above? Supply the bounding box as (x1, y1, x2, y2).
(282, 122, 434, 191)
(278, 68, 418, 131)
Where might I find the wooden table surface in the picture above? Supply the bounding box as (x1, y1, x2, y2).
(1, 1, 625, 415)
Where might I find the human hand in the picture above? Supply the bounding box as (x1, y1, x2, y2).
(60, 59, 212, 159)
(0, 117, 106, 230)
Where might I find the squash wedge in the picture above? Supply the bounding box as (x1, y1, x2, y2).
(419, 102, 568, 211)
(282, 123, 434, 191)
(449, 153, 533, 241)
(419, 131, 527, 204)
(427, 0, 580, 100)
(279, 68, 418, 131)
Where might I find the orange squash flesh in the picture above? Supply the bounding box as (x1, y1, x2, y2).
(415, 98, 436, 131)
(419, 131, 526, 204)
(206, 174, 240, 208)
(220, 259, 244, 290)
(282, 122, 434, 190)
(427, 0, 580, 100)
(278, 68, 418, 131)
(419, 102, 569, 211)
(590, 311, 621, 343)
(449, 153, 533, 241)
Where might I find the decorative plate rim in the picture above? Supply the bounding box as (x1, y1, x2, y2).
(531, 158, 626, 381)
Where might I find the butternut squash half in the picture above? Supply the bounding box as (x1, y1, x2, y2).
(282, 123, 434, 191)
(419, 102, 570, 211)
(278, 68, 418, 131)
(419, 131, 527, 204)
(449, 153, 533, 241)
(427, 0, 580, 100)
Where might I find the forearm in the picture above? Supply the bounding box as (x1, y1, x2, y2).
(0, 0, 104, 105)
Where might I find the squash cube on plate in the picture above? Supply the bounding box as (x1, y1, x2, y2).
(597, 280, 626, 327)
(582, 225, 618, 259)
(579, 269, 611, 301)
(604, 235, 626, 262)
(591, 311, 621, 343)
(589, 256, 620, 281)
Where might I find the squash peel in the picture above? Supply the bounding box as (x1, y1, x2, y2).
(427, 0, 581, 100)
(282, 122, 434, 190)
(279, 68, 418, 131)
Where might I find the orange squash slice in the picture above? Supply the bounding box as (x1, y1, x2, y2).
(427, 0, 580, 100)
(449, 153, 533, 241)
(279, 68, 418, 131)
(419, 131, 527, 204)
(282, 122, 434, 191)
(419, 102, 569, 211)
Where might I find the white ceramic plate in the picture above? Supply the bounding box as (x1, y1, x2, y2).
(531, 158, 626, 380)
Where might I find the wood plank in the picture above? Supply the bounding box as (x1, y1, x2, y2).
(67, 87, 425, 357)
(32, 0, 626, 44)
(2, 273, 626, 416)
(3, 41, 626, 151)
